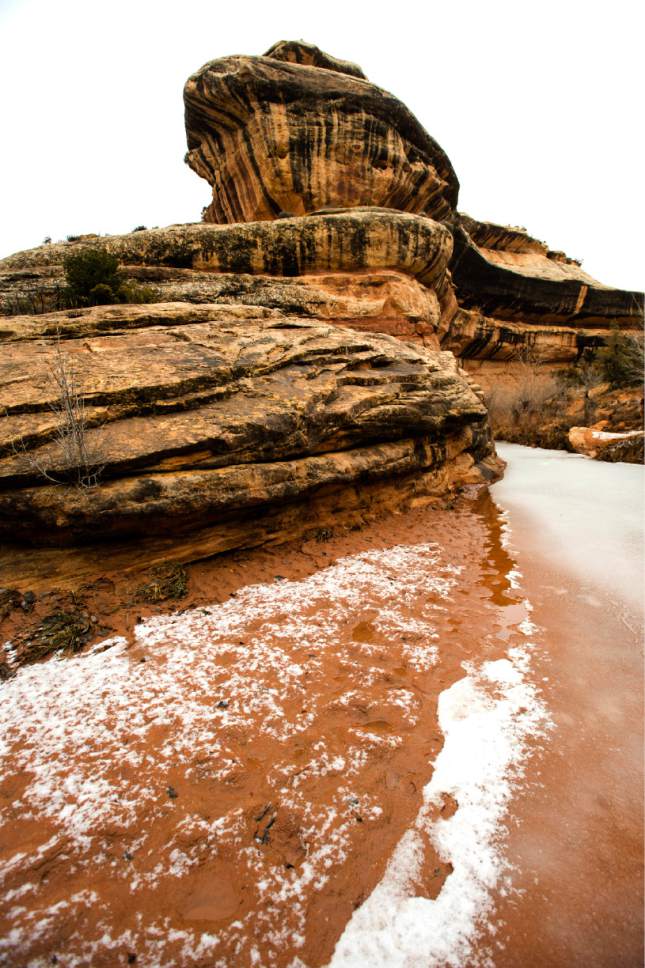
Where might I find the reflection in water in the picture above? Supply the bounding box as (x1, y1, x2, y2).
(473, 490, 519, 607)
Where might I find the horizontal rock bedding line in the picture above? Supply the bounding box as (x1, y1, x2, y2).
(0, 209, 453, 292)
(0, 270, 446, 347)
(0, 432, 498, 544)
(0, 308, 499, 544)
(446, 308, 627, 363)
(0, 308, 478, 424)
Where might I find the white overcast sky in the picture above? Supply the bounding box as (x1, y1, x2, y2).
(0, 0, 642, 291)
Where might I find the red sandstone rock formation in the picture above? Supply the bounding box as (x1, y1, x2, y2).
(446, 214, 643, 378)
(0, 302, 498, 546)
(1, 37, 642, 556)
(183, 45, 458, 224)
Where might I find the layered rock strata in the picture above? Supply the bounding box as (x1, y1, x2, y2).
(0, 210, 456, 338)
(446, 214, 644, 377)
(2, 34, 642, 563)
(263, 39, 367, 79)
(0, 306, 498, 546)
(451, 216, 642, 327)
(184, 49, 458, 223)
(0, 268, 443, 347)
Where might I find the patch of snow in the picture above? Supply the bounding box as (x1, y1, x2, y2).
(327, 647, 550, 968)
(590, 429, 642, 441)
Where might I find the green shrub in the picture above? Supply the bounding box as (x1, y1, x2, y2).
(62, 248, 157, 308)
(595, 325, 644, 388)
(117, 282, 158, 305)
(88, 282, 116, 305)
(64, 249, 122, 305)
(1, 247, 158, 317)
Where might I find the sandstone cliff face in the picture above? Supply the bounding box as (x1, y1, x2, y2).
(445, 214, 644, 374)
(0, 305, 497, 547)
(450, 215, 642, 327)
(184, 47, 458, 224)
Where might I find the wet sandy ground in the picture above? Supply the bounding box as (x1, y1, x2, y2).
(491, 576, 643, 967)
(0, 490, 547, 967)
(490, 446, 644, 967)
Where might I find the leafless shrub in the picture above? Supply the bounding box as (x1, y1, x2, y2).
(483, 348, 566, 445)
(1, 285, 69, 317)
(14, 334, 104, 488)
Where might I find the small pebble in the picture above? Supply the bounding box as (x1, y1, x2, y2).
(21, 591, 36, 611)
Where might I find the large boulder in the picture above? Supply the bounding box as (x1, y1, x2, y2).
(568, 426, 644, 463)
(183, 44, 458, 224)
(0, 304, 499, 546)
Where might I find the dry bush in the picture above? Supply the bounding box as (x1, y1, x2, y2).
(134, 563, 188, 603)
(1, 286, 69, 317)
(483, 351, 566, 446)
(15, 335, 104, 488)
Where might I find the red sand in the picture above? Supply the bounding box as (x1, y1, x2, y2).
(0, 486, 641, 966)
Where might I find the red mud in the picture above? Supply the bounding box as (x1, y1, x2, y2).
(0, 492, 530, 967)
(489, 529, 644, 967)
(1, 482, 641, 967)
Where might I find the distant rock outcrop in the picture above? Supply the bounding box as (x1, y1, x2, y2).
(446, 214, 643, 371)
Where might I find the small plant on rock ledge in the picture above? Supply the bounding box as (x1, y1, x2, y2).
(63, 248, 123, 307)
(63, 248, 157, 308)
(13, 334, 104, 489)
(1, 247, 157, 316)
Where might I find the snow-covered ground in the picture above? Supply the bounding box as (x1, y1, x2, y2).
(493, 443, 644, 618)
(326, 649, 547, 968)
(0, 516, 550, 966)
